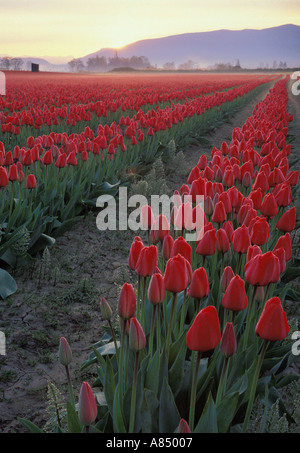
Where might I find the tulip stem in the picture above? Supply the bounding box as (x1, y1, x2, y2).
(108, 319, 119, 362)
(65, 365, 75, 409)
(166, 292, 177, 360)
(179, 289, 188, 334)
(242, 340, 269, 432)
(189, 351, 202, 432)
(141, 276, 147, 330)
(137, 275, 141, 319)
(215, 356, 229, 406)
(243, 286, 257, 348)
(129, 351, 139, 433)
(149, 305, 157, 359)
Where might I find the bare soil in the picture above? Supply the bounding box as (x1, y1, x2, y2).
(0, 77, 298, 433)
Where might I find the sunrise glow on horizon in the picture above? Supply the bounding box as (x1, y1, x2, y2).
(1, 0, 300, 61)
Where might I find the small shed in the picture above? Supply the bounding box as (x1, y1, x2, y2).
(31, 63, 39, 72)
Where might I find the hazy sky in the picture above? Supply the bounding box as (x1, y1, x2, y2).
(0, 0, 299, 61)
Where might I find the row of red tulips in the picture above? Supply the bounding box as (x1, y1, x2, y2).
(25, 75, 299, 434)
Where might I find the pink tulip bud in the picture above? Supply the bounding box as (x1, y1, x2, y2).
(128, 317, 146, 351)
(78, 382, 98, 427)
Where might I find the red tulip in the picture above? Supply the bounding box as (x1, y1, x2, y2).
(26, 174, 37, 189)
(128, 236, 144, 270)
(162, 234, 174, 260)
(164, 254, 190, 294)
(216, 228, 230, 253)
(118, 283, 136, 320)
(188, 267, 209, 299)
(246, 244, 262, 263)
(211, 200, 227, 224)
(220, 322, 237, 358)
(148, 273, 165, 304)
(0, 166, 9, 187)
(260, 193, 278, 218)
(273, 233, 292, 261)
(250, 217, 270, 245)
(135, 245, 158, 277)
(222, 275, 248, 312)
(231, 224, 251, 254)
(42, 149, 53, 165)
(186, 306, 221, 352)
(78, 382, 98, 427)
(129, 317, 146, 351)
(196, 228, 217, 256)
(171, 236, 192, 263)
(276, 206, 296, 232)
(176, 419, 191, 433)
(244, 251, 281, 287)
(8, 163, 19, 181)
(255, 297, 289, 341)
(221, 266, 235, 292)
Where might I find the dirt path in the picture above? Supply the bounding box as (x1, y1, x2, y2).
(0, 79, 280, 433)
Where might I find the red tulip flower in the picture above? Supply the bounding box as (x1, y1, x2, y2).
(148, 273, 165, 305)
(196, 228, 217, 256)
(164, 253, 190, 294)
(128, 236, 144, 270)
(221, 322, 237, 358)
(118, 283, 136, 320)
(250, 217, 270, 245)
(273, 233, 292, 261)
(222, 274, 248, 312)
(171, 236, 192, 263)
(135, 245, 158, 277)
(188, 267, 210, 300)
(244, 251, 281, 287)
(231, 224, 251, 254)
(26, 174, 37, 189)
(186, 305, 221, 352)
(78, 382, 98, 427)
(276, 206, 296, 232)
(255, 297, 289, 341)
(0, 166, 9, 187)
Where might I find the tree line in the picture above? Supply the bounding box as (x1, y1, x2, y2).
(68, 54, 151, 72)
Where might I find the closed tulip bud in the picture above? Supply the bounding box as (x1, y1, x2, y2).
(261, 193, 278, 218)
(58, 337, 72, 366)
(250, 217, 270, 245)
(151, 214, 170, 243)
(0, 166, 9, 187)
(204, 195, 214, 217)
(254, 286, 265, 303)
(26, 174, 37, 189)
(176, 419, 191, 433)
(8, 163, 19, 181)
(222, 275, 248, 312)
(148, 273, 165, 304)
(188, 267, 209, 299)
(128, 236, 144, 270)
(276, 206, 296, 233)
(129, 317, 146, 351)
(171, 236, 192, 263)
(216, 228, 230, 253)
(273, 233, 292, 261)
(164, 254, 190, 294)
(246, 244, 262, 263)
(186, 306, 221, 352)
(162, 234, 174, 260)
(221, 266, 235, 292)
(211, 200, 227, 224)
(221, 322, 237, 358)
(100, 297, 113, 320)
(135, 245, 158, 277)
(255, 297, 289, 341)
(118, 283, 136, 320)
(78, 382, 98, 427)
(231, 224, 251, 254)
(196, 228, 217, 256)
(42, 149, 53, 165)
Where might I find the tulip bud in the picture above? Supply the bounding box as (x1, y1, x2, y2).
(78, 382, 98, 427)
(255, 297, 289, 341)
(220, 322, 237, 358)
(128, 317, 146, 351)
(100, 297, 113, 320)
(118, 283, 136, 320)
(186, 306, 221, 352)
(220, 266, 235, 292)
(176, 419, 191, 433)
(148, 273, 165, 305)
(222, 275, 248, 312)
(58, 337, 72, 366)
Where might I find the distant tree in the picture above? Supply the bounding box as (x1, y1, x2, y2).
(0, 57, 11, 70)
(11, 58, 23, 71)
(68, 58, 85, 72)
(178, 59, 196, 70)
(273, 60, 278, 69)
(163, 62, 176, 70)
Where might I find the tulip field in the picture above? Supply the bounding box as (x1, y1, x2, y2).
(0, 71, 299, 434)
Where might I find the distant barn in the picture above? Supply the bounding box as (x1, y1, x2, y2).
(31, 63, 39, 72)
